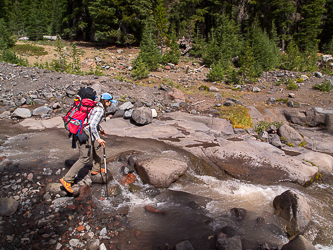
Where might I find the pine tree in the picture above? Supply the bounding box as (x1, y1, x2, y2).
(153, 0, 168, 47)
(296, 0, 325, 52)
(281, 38, 302, 71)
(134, 22, 162, 71)
(239, 43, 257, 83)
(207, 60, 225, 82)
(0, 19, 15, 50)
(131, 56, 150, 79)
(271, 0, 296, 51)
(162, 31, 181, 65)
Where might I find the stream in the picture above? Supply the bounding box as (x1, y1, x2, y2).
(1, 121, 333, 250)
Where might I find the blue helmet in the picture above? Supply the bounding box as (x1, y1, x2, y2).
(101, 93, 112, 100)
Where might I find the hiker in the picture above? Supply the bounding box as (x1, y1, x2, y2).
(60, 92, 114, 193)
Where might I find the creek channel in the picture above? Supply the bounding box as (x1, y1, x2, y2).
(1, 121, 333, 250)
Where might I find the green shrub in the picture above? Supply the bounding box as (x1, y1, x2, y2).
(313, 79, 333, 92)
(286, 78, 298, 90)
(199, 85, 209, 91)
(0, 49, 28, 66)
(11, 44, 48, 56)
(207, 60, 225, 82)
(254, 121, 283, 133)
(296, 77, 304, 83)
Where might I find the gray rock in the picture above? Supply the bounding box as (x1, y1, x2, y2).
(106, 104, 118, 115)
(87, 239, 100, 250)
(12, 108, 32, 118)
(0, 198, 19, 216)
(209, 86, 219, 92)
(284, 110, 307, 125)
(69, 239, 83, 247)
(131, 107, 153, 125)
(66, 90, 76, 97)
(32, 106, 52, 116)
(258, 131, 269, 141)
(175, 240, 194, 250)
(43, 92, 53, 98)
(252, 87, 261, 92)
(278, 123, 304, 146)
(124, 109, 133, 118)
(266, 97, 276, 105)
(226, 98, 242, 105)
(3, 100, 15, 106)
(33, 99, 47, 105)
(214, 93, 223, 101)
(297, 151, 333, 173)
(287, 100, 294, 107)
(223, 100, 235, 107)
(170, 102, 180, 109)
(273, 190, 311, 237)
(135, 158, 188, 188)
(315, 72, 323, 78)
(326, 113, 333, 131)
(216, 236, 242, 250)
(119, 101, 134, 111)
(246, 127, 258, 136)
(281, 235, 316, 250)
(0, 111, 11, 119)
(90, 171, 113, 184)
(268, 134, 282, 148)
(266, 124, 277, 133)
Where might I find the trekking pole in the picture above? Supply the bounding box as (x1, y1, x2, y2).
(103, 147, 108, 199)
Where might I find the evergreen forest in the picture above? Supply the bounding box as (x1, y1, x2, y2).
(1, 0, 333, 82)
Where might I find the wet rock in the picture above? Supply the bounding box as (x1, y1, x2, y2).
(278, 123, 304, 146)
(230, 208, 247, 220)
(200, 140, 318, 185)
(273, 190, 311, 237)
(120, 173, 136, 186)
(281, 235, 316, 250)
(46, 183, 71, 196)
(0, 198, 19, 216)
(128, 183, 142, 193)
(107, 184, 122, 196)
(90, 171, 113, 184)
(216, 235, 242, 250)
(143, 187, 160, 198)
(50, 197, 74, 209)
(297, 151, 333, 173)
(87, 239, 100, 250)
(12, 108, 32, 118)
(131, 107, 153, 125)
(135, 158, 188, 188)
(175, 240, 194, 250)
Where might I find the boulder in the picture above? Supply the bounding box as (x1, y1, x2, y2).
(326, 113, 333, 131)
(283, 110, 307, 125)
(87, 239, 100, 250)
(32, 106, 52, 116)
(0, 198, 19, 216)
(175, 240, 195, 250)
(131, 107, 153, 125)
(198, 140, 318, 185)
(46, 182, 80, 197)
(273, 190, 311, 237)
(168, 88, 186, 103)
(90, 171, 113, 184)
(12, 108, 32, 118)
(297, 151, 333, 173)
(281, 235, 316, 250)
(216, 236, 242, 250)
(268, 134, 282, 148)
(135, 158, 188, 188)
(278, 123, 304, 146)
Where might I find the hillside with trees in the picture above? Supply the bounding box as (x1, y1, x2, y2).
(1, 0, 333, 83)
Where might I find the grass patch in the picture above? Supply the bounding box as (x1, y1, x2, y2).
(276, 98, 289, 104)
(286, 78, 298, 90)
(11, 44, 48, 56)
(312, 79, 333, 92)
(254, 121, 283, 134)
(217, 105, 253, 129)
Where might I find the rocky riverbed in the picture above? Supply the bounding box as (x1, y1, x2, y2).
(1, 61, 333, 250)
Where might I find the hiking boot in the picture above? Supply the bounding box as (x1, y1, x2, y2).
(91, 168, 105, 175)
(60, 178, 73, 193)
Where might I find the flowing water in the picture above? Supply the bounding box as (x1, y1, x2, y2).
(1, 122, 333, 249)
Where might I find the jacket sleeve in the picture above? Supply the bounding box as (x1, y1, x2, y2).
(88, 107, 104, 141)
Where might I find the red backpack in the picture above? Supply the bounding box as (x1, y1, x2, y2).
(62, 87, 97, 135)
